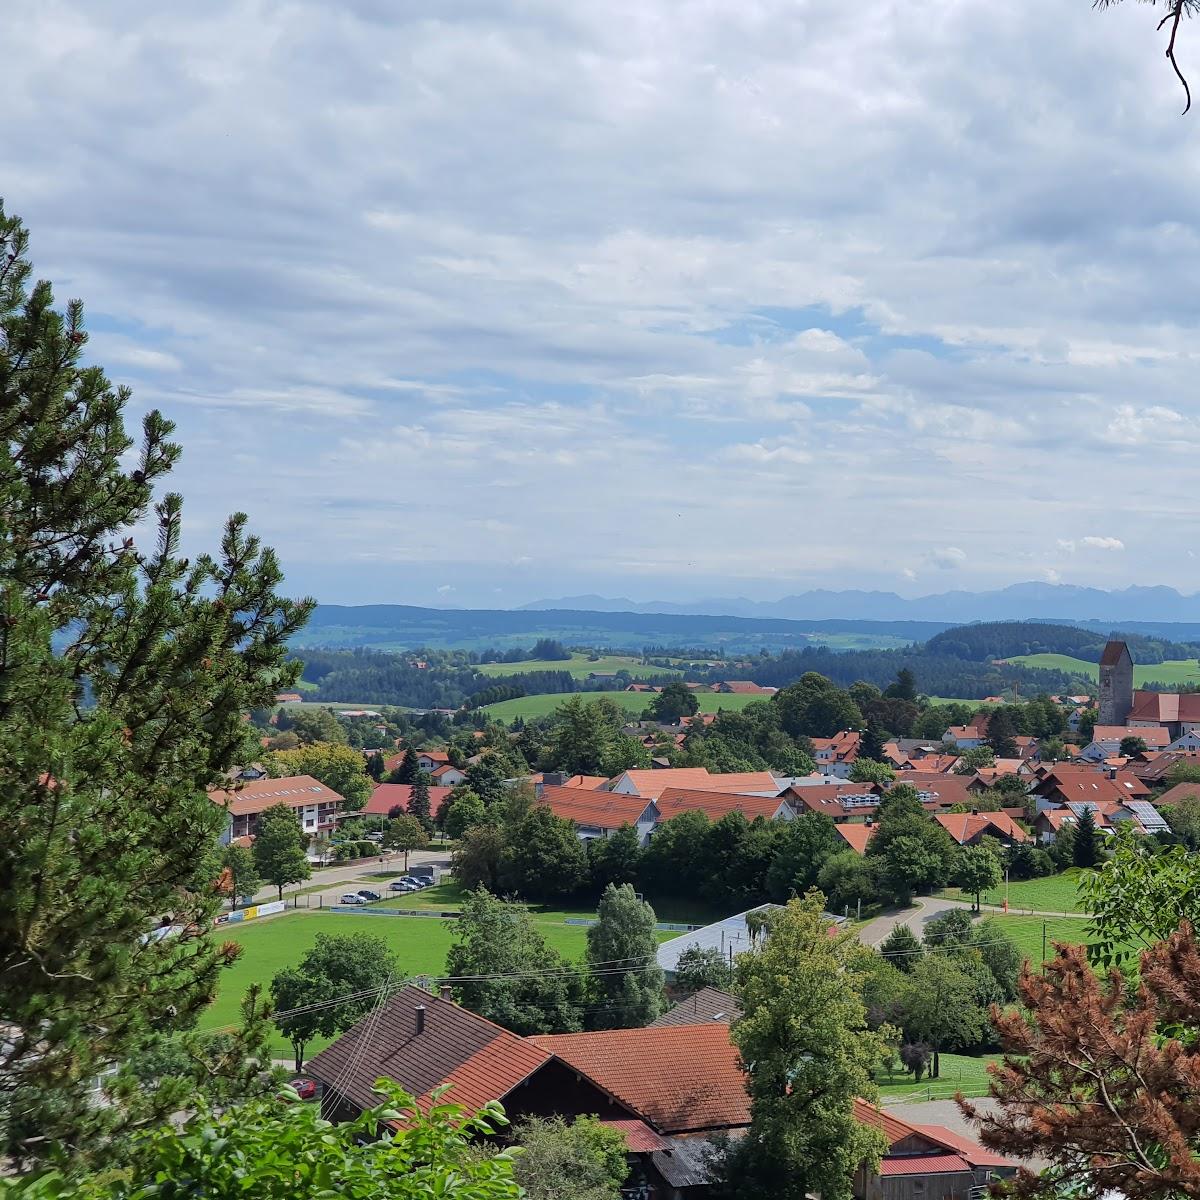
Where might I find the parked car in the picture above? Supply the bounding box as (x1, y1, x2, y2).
(357, 889, 382, 902)
(389, 880, 415, 892)
(339, 893, 367, 905)
(289, 1078, 317, 1100)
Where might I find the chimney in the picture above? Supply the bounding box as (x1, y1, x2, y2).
(440, 984, 452, 1002)
(415, 1004, 426, 1035)
(970, 807, 979, 816)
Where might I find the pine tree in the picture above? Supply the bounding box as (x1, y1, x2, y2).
(1074, 807, 1100, 868)
(409, 768, 433, 830)
(0, 203, 311, 1167)
(390, 746, 419, 784)
(585, 884, 665, 1029)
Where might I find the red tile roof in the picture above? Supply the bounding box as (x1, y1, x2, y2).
(362, 783, 453, 817)
(612, 768, 778, 799)
(656, 787, 787, 822)
(852, 1099, 926, 1145)
(916, 1124, 1015, 1169)
(537, 785, 652, 830)
(208, 775, 343, 817)
(786, 784, 880, 820)
(1092, 726, 1171, 748)
(421, 1033, 551, 1115)
(1128, 690, 1200, 725)
(835, 823, 877, 853)
(529, 1023, 750, 1134)
(562, 774, 610, 789)
(934, 811, 1029, 844)
(598, 1119, 672, 1153)
(878, 1154, 971, 1176)
(1156, 782, 1200, 808)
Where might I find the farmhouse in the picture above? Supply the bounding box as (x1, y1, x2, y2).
(1081, 725, 1171, 761)
(655, 786, 794, 823)
(535, 784, 658, 844)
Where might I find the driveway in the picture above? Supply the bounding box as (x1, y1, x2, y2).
(857, 895, 968, 946)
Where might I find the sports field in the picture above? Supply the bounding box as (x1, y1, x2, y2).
(1006, 653, 1200, 688)
(876, 1052, 1000, 1101)
(476, 653, 680, 680)
(482, 689, 763, 721)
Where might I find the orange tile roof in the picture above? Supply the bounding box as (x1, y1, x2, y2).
(612, 768, 779, 799)
(362, 782, 453, 816)
(598, 1119, 672, 1153)
(835, 824, 877, 854)
(208, 774, 343, 816)
(562, 774, 610, 789)
(420, 1034, 551, 1115)
(656, 787, 787, 822)
(537, 785, 653, 830)
(529, 1023, 750, 1134)
(934, 811, 1029, 844)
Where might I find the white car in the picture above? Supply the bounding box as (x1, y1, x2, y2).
(339, 893, 367, 905)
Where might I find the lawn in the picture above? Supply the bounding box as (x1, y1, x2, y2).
(1006, 653, 1200, 689)
(476, 653, 680, 681)
(991, 913, 1093, 968)
(876, 1052, 1000, 1101)
(943, 868, 1092, 914)
(482, 690, 763, 721)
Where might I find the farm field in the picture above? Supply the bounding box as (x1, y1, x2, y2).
(482, 689, 763, 721)
(1006, 653, 1200, 688)
(943, 868, 1091, 914)
(876, 1052, 1000, 1101)
(476, 653, 680, 680)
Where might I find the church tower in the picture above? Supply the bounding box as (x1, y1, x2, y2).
(1098, 640, 1133, 726)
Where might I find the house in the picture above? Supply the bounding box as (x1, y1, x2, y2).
(1032, 765, 1150, 808)
(1033, 798, 1168, 843)
(1154, 781, 1200, 810)
(1082, 725, 1171, 761)
(274, 692, 304, 704)
(359, 782, 453, 819)
(887, 774, 978, 812)
(430, 763, 468, 787)
(713, 680, 771, 695)
(835, 822, 878, 854)
(809, 730, 863, 778)
(587, 672, 619, 682)
(1168, 729, 1200, 753)
(625, 683, 660, 693)
(536, 785, 658, 844)
(609, 768, 780, 800)
(309, 986, 1014, 1200)
(934, 811, 1029, 847)
(416, 750, 450, 773)
(650, 986, 743, 1027)
(784, 783, 881, 823)
(209, 774, 346, 843)
(1131, 750, 1200, 785)
(1066, 707, 1087, 733)
(942, 725, 985, 750)
(655, 786, 795, 824)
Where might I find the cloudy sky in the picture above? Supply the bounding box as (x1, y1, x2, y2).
(3, 0, 1199, 608)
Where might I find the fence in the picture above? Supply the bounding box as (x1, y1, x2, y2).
(215, 900, 285, 926)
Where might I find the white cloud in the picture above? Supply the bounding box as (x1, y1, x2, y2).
(4, 0, 1200, 602)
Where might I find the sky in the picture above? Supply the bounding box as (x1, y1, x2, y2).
(3, 0, 1200, 609)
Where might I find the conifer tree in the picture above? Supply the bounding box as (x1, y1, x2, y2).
(0, 203, 311, 1167)
(409, 768, 433, 830)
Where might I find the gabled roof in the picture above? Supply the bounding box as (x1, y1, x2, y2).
(1100, 640, 1131, 667)
(656, 787, 788, 822)
(1035, 766, 1150, 803)
(209, 774, 344, 817)
(1092, 726, 1171, 748)
(835, 823, 878, 854)
(598, 1119, 671, 1153)
(537, 785, 653, 830)
(529, 1023, 750, 1134)
(1128, 690, 1200, 724)
(307, 986, 550, 1114)
(934, 811, 1028, 845)
(361, 782, 453, 817)
(563, 774, 611, 789)
(1155, 781, 1200, 808)
(650, 987, 742, 1027)
(612, 768, 779, 799)
(915, 1123, 1016, 1169)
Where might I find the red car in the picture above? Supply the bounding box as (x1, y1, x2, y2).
(288, 1078, 317, 1100)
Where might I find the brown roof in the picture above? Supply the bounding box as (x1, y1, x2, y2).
(529, 1023, 750, 1134)
(656, 787, 787, 822)
(598, 1119, 672, 1153)
(785, 784, 880, 820)
(537, 785, 652, 830)
(1100, 640, 1130, 667)
(1092, 726, 1171, 748)
(1128, 690, 1200, 725)
(208, 774, 344, 817)
(307, 985, 550, 1114)
(650, 987, 742, 1027)
(934, 812, 1029, 845)
(612, 768, 778, 800)
(1035, 766, 1150, 804)
(1155, 782, 1200, 808)
(890, 774, 977, 810)
(361, 782, 453, 817)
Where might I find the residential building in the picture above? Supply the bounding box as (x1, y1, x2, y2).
(655, 786, 794, 824)
(274, 692, 304, 704)
(835, 822, 878, 854)
(430, 763, 468, 787)
(784, 783, 881, 823)
(809, 730, 862, 777)
(1082, 725, 1171, 761)
(609, 767, 780, 800)
(416, 750, 450, 773)
(358, 782, 453, 819)
(713, 680, 772, 695)
(1154, 780, 1200, 810)
(650, 986, 743, 1028)
(209, 774, 346, 842)
(942, 725, 985, 750)
(536, 785, 658, 844)
(1032, 765, 1149, 809)
(934, 811, 1029, 847)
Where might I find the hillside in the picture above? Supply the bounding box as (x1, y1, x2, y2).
(481, 690, 764, 721)
(1006, 653, 1200, 689)
(927, 621, 1200, 665)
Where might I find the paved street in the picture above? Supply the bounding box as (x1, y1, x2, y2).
(857, 895, 967, 946)
(243, 847, 453, 909)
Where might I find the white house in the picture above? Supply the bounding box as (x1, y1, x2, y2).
(943, 725, 986, 750)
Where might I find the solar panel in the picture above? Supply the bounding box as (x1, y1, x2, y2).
(1126, 800, 1170, 833)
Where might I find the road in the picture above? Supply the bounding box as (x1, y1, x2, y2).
(244, 847, 453, 908)
(858, 895, 1088, 947)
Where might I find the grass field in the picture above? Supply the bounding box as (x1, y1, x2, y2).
(1006, 653, 1200, 689)
(205, 884, 715, 1056)
(482, 690, 763, 721)
(876, 1052, 1000, 1101)
(992, 913, 1093, 967)
(476, 653, 680, 680)
(943, 868, 1092, 914)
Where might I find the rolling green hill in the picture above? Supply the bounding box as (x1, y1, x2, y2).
(1005, 653, 1200, 688)
(476, 653, 679, 680)
(482, 689, 764, 721)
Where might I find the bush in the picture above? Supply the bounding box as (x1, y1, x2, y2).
(356, 840, 377, 858)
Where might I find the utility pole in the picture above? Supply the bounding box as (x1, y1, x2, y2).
(1042, 921, 1047, 972)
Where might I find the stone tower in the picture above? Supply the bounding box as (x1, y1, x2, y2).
(1098, 640, 1133, 726)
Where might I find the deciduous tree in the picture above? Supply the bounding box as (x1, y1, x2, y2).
(253, 803, 312, 899)
(511, 1115, 628, 1200)
(265, 741, 371, 809)
(451, 824, 506, 893)
(384, 813, 430, 869)
(500, 806, 588, 900)
(586, 884, 665, 1029)
(765, 812, 841, 901)
(219, 842, 261, 901)
(672, 944, 734, 995)
(444, 787, 487, 839)
(954, 844, 1003, 911)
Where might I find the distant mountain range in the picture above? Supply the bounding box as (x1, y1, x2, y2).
(521, 583, 1200, 624)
